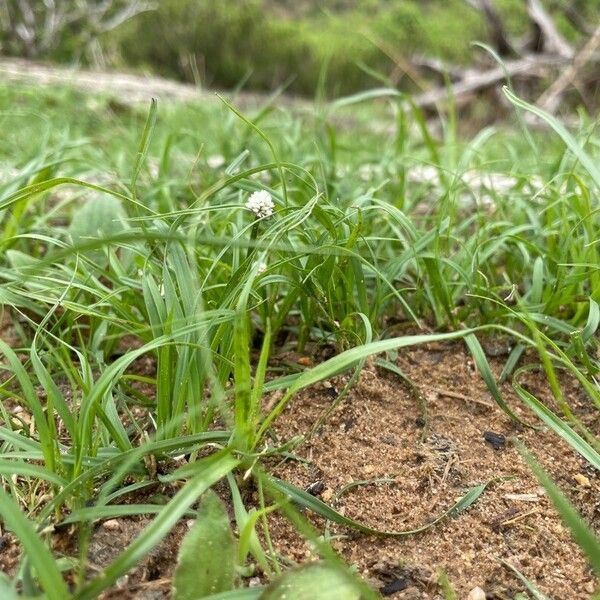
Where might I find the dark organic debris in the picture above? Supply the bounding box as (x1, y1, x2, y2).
(305, 481, 325, 496)
(483, 431, 506, 450)
(380, 578, 410, 596)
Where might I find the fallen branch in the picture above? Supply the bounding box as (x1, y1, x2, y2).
(411, 56, 463, 82)
(413, 54, 567, 109)
(562, 1, 595, 36)
(526, 0, 574, 58)
(536, 23, 600, 113)
(464, 0, 517, 56)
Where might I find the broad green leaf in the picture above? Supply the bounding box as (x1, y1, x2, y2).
(259, 563, 361, 600)
(5, 249, 40, 270)
(173, 490, 237, 600)
(69, 195, 129, 267)
(0, 573, 19, 600)
(203, 590, 263, 600)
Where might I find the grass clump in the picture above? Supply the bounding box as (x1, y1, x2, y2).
(0, 81, 598, 597)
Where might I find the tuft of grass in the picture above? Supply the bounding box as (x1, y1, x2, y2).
(0, 80, 598, 597)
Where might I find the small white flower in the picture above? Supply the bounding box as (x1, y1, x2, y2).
(256, 262, 267, 274)
(207, 154, 225, 169)
(245, 190, 274, 219)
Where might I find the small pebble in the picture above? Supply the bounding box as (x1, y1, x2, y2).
(467, 586, 486, 600)
(398, 586, 421, 600)
(102, 519, 121, 531)
(574, 473, 591, 487)
(305, 481, 325, 496)
(321, 488, 334, 502)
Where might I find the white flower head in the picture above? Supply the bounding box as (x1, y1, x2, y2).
(207, 154, 225, 169)
(245, 190, 274, 219)
(256, 261, 267, 274)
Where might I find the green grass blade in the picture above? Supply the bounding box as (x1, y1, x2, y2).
(518, 444, 600, 577)
(203, 590, 263, 600)
(0, 489, 69, 599)
(0, 460, 67, 487)
(131, 98, 158, 202)
(514, 383, 600, 469)
(269, 477, 491, 537)
(500, 560, 552, 600)
(74, 450, 239, 600)
(464, 334, 526, 424)
(503, 87, 600, 189)
(582, 298, 600, 343)
(0, 339, 55, 470)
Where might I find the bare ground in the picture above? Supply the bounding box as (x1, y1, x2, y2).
(269, 343, 599, 599)
(0, 337, 594, 599)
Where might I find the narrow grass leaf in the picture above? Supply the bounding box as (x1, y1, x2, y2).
(464, 334, 526, 424)
(518, 444, 600, 577)
(514, 383, 600, 469)
(269, 477, 490, 537)
(582, 298, 600, 342)
(0, 489, 69, 600)
(74, 450, 239, 600)
(500, 560, 552, 600)
(0, 460, 67, 487)
(503, 87, 600, 189)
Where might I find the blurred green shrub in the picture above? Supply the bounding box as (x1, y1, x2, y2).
(4, 0, 600, 97)
(113, 0, 388, 96)
(113, 0, 503, 96)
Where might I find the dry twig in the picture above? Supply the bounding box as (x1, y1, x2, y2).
(536, 24, 600, 113)
(526, 0, 574, 58)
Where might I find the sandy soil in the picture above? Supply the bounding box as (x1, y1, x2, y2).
(1, 305, 598, 599)
(268, 342, 599, 599)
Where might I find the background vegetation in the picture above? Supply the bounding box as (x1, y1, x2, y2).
(2, 0, 600, 96)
